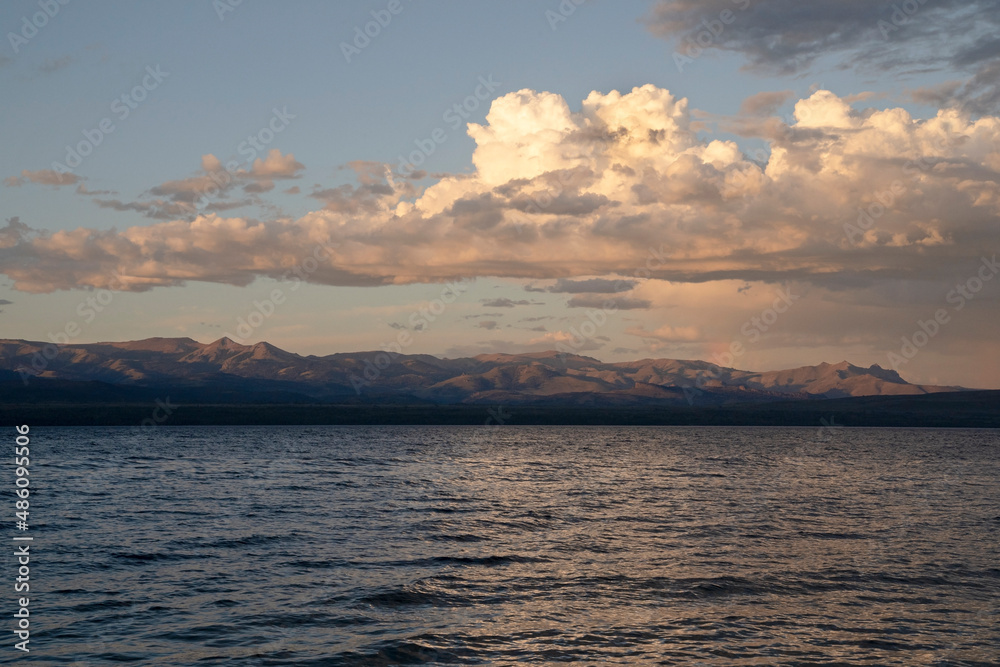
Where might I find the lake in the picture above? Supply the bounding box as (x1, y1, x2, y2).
(17, 426, 1000, 665)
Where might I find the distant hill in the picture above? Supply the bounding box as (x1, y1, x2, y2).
(0, 337, 965, 408)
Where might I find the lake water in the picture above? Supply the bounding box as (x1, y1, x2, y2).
(15, 426, 1000, 665)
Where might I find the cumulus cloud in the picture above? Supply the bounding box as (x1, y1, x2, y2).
(249, 149, 304, 179)
(1, 86, 999, 293)
(5, 169, 80, 187)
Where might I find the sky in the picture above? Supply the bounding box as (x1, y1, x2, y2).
(1, 0, 999, 388)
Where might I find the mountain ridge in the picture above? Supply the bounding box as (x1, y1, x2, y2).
(0, 336, 966, 407)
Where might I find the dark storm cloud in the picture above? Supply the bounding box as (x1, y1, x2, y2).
(645, 0, 1000, 113)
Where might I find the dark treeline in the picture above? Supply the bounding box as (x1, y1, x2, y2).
(4, 391, 1000, 428)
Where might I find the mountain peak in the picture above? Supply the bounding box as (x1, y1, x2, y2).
(865, 363, 906, 383)
(206, 337, 246, 350)
(249, 341, 297, 360)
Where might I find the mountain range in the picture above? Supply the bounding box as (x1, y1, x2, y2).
(0, 337, 964, 407)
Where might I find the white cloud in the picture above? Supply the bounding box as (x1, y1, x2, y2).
(1, 86, 999, 294)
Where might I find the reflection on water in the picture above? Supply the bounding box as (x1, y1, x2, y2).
(20, 426, 1000, 665)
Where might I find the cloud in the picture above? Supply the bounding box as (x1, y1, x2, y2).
(1, 86, 999, 294)
(249, 149, 304, 179)
(5, 169, 80, 187)
(740, 90, 794, 116)
(644, 0, 1000, 114)
(89, 151, 305, 221)
(567, 294, 652, 310)
(0, 218, 30, 249)
(482, 298, 522, 308)
(310, 182, 399, 214)
(344, 160, 389, 185)
(94, 198, 196, 221)
(145, 180, 227, 206)
(482, 298, 539, 308)
(548, 278, 637, 293)
(0, 299, 12, 305)
(626, 323, 701, 342)
(244, 180, 275, 194)
(527, 330, 605, 351)
(38, 55, 74, 74)
(932, 60, 1000, 116)
(644, 0, 998, 71)
(76, 184, 115, 196)
(478, 320, 499, 330)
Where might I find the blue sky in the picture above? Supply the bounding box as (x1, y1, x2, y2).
(2, 0, 999, 387)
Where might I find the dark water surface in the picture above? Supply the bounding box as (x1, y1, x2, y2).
(16, 426, 1000, 665)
